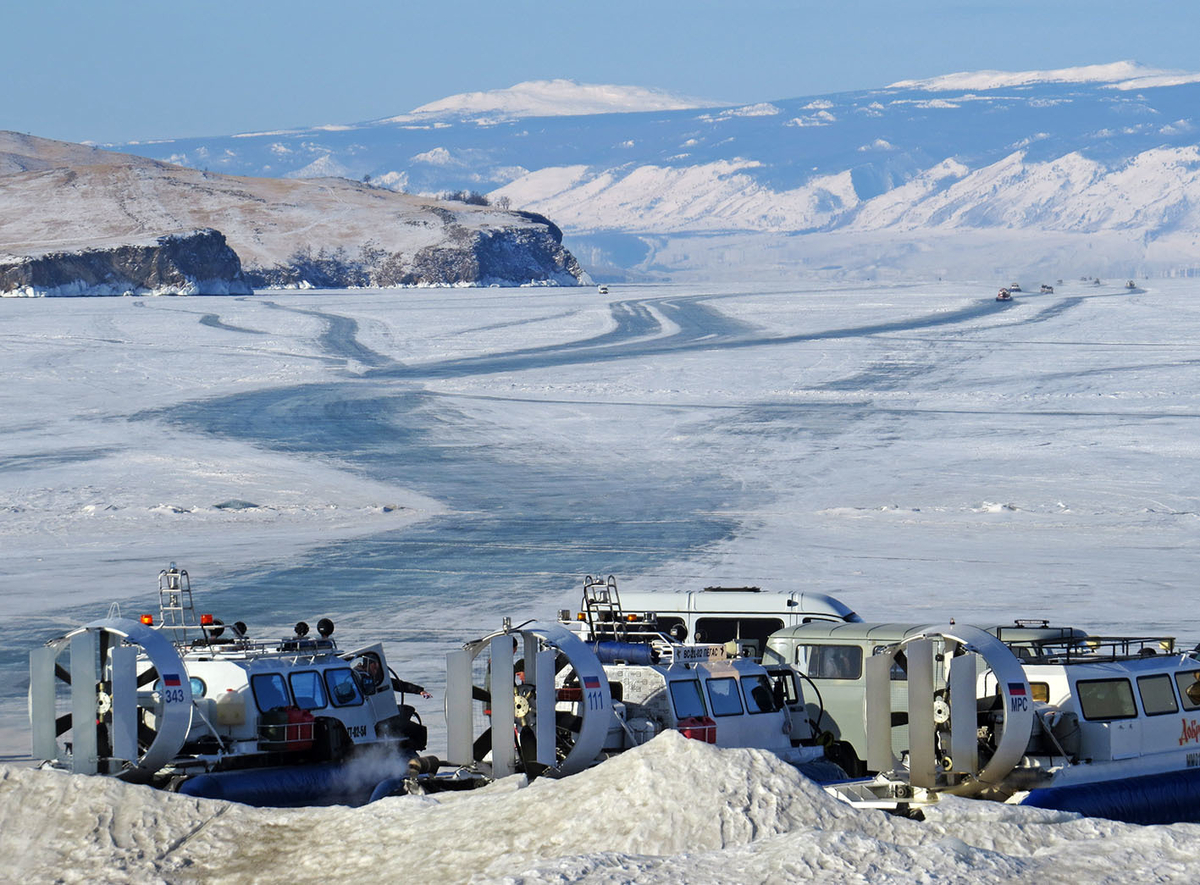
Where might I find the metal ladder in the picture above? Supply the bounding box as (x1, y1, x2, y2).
(581, 574, 627, 640)
(158, 562, 198, 641)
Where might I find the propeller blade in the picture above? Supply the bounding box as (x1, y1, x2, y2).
(137, 719, 158, 753)
(55, 664, 72, 686)
(555, 709, 583, 734)
(472, 727, 492, 762)
(472, 686, 491, 703)
(137, 666, 158, 688)
(56, 713, 72, 738)
(517, 725, 551, 780)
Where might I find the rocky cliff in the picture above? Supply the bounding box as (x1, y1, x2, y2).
(244, 209, 586, 288)
(0, 131, 590, 294)
(0, 229, 253, 297)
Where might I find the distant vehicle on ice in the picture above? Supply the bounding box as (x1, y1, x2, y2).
(1040, 284, 1054, 294)
(597, 285, 609, 295)
(996, 288, 1013, 301)
(1008, 282, 1022, 292)
(1126, 280, 1137, 289)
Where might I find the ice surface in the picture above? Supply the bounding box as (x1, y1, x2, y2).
(4, 279, 1200, 880)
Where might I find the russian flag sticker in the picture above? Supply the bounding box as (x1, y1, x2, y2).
(1008, 682, 1026, 696)
(582, 675, 601, 689)
(163, 674, 182, 687)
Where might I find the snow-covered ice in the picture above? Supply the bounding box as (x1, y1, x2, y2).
(3, 278, 1200, 881)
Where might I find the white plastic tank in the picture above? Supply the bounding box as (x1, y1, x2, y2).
(214, 689, 246, 726)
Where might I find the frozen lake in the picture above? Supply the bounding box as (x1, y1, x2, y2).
(4, 279, 1200, 881)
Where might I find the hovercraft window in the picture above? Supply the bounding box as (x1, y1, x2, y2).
(351, 653, 386, 695)
(325, 668, 363, 707)
(796, 644, 862, 680)
(742, 674, 778, 713)
(1174, 671, 1200, 710)
(669, 680, 707, 719)
(289, 670, 328, 710)
(706, 677, 745, 717)
(155, 675, 205, 698)
(1076, 678, 1137, 720)
(251, 673, 291, 712)
(1137, 674, 1179, 716)
(768, 668, 800, 705)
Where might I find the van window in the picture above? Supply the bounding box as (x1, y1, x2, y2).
(1077, 678, 1137, 720)
(669, 680, 707, 719)
(706, 677, 745, 717)
(742, 675, 777, 713)
(251, 673, 291, 712)
(796, 644, 862, 679)
(289, 670, 328, 710)
(325, 667, 363, 707)
(1175, 671, 1200, 711)
(871, 646, 908, 681)
(694, 617, 784, 650)
(657, 617, 687, 642)
(1137, 674, 1178, 716)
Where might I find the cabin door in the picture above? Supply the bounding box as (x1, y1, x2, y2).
(349, 643, 400, 725)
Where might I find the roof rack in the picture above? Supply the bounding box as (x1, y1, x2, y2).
(1014, 634, 1178, 664)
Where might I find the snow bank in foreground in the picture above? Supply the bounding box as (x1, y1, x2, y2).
(3, 732, 1199, 884)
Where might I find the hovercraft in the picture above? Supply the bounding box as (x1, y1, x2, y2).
(29, 564, 434, 806)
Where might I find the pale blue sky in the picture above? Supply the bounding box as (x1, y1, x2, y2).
(5, 0, 1198, 144)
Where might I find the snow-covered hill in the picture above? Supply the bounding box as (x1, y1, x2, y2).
(111, 64, 1200, 280)
(0, 132, 589, 290)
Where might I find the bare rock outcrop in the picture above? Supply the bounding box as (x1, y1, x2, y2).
(0, 229, 253, 297)
(245, 210, 587, 288)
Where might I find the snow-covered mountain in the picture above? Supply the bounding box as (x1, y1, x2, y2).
(375, 79, 717, 125)
(112, 64, 1200, 280)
